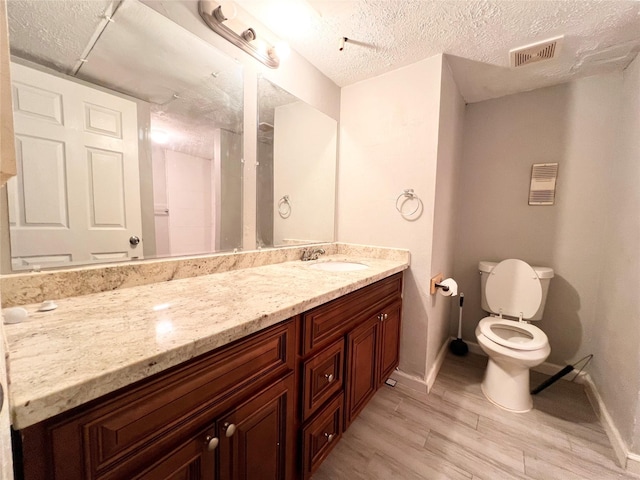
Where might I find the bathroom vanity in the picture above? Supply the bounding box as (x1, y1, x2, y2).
(3, 248, 408, 479)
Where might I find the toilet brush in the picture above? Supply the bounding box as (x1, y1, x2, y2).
(449, 293, 468, 356)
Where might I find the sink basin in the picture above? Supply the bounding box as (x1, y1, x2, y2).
(308, 261, 369, 272)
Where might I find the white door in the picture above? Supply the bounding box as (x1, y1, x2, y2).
(7, 62, 142, 268)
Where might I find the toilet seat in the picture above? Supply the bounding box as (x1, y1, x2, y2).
(479, 317, 548, 351)
(486, 259, 542, 319)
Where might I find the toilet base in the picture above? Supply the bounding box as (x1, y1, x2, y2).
(481, 357, 533, 413)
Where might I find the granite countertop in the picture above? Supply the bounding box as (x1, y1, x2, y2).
(4, 254, 409, 429)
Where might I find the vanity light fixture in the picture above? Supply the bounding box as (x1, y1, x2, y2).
(150, 129, 169, 144)
(199, 0, 281, 68)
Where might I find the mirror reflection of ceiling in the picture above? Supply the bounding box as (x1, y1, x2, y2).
(237, 0, 640, 102)
(7, 0, 243, 157)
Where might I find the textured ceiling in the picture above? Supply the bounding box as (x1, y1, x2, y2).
(8, 0, 244, 158)
(237, 0, 640, 102)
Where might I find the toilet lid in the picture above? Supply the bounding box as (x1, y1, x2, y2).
(479, 317, 548, 351)
(486, 259, 542, 319)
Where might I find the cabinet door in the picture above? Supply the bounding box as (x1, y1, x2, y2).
(377, 301, 402, 386)
(218, 374, 295, 480)
(133, 425, 216, 480)
(345, 315, 379, 428)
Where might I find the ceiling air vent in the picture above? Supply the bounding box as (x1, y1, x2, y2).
(510, 35, 563, 68)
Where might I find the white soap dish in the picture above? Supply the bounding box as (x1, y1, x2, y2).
(38, 300, 58, 312)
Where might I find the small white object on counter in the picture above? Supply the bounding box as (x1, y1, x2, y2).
(3, 307, 28, 324)
(38, 300, 58, 312)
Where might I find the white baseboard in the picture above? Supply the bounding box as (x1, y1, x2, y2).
(582, 373, 629, 469)
(389, 338, 451, 394)
(626, 453, 640, 475)
(466, 338, 634, 471)
(426, 337, 450, 392)
(388, 369, 428, 393)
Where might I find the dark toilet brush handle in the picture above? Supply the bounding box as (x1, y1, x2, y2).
(531, 365, 574, 395)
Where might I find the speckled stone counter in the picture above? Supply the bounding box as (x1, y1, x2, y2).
(5, 251, 409, 429)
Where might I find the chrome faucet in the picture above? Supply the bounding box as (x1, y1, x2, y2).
(301, 248, 325, 261)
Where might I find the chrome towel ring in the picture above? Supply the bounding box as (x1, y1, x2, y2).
(395, 189, 423, 219)
(278, 195, 292, 218)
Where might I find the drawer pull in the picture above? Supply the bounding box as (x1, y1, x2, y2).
(205, 435, 219, 451)
(324, 432, 335, 443)
(223, 422, 237, 437)
(324, 373, 334, 383)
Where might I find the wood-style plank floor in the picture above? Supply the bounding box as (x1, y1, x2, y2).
(313, 352, 638, 479)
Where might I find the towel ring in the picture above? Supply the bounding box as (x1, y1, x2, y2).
(395, 189, 422, 218)
(278, 195, 291, 218)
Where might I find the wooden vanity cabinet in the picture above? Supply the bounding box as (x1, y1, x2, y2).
(345, 300, 402, 427)
(19, 319, 297, 480)
(17, 272, 404, 480)
(299, 273, 403, 478)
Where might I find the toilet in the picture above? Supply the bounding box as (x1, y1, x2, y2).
(475, 259, 554, 412)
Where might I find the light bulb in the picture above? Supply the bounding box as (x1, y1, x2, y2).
(150, 129, 169, 144)
(272, 41, 291, 60)
(213, 1, 237, 22)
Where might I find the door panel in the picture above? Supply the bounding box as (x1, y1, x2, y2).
(378, 301, 402, 385)
(9, 62, 142, 268)
(345, 316, 378, 427)
(218, 374, 294, 480)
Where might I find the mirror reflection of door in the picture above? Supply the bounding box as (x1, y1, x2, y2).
(4, 0, 244, 271)
(150, 127, 242, 257)
(8, 62, 142, 269)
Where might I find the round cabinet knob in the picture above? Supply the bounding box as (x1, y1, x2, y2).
(205, 435, 219, 451)
(223, 422, 237, 437)
(324, 373, 334, 383)
(324, 432, 335, 443)
(377, 314, 383, 321)
(383, 313, 388, 320)
(129, 235, 141, 246)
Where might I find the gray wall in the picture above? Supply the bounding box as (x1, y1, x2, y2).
(427, 60, 465, 379)
(256, 140, 274, 247)
(219, 130, 243, 251)
(451, 67, 640, 453)
(338, 55, 443, 381)
(591, 55, 640, 453)
(451, 72, 622, 367)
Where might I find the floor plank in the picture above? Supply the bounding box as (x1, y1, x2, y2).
(312, 352, 639, 479)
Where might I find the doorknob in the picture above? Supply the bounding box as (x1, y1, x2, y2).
(129, 236, 141, 246)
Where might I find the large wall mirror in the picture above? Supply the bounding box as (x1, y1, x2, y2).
(3, 0, 244, 272)
(256, 77, 337, 248)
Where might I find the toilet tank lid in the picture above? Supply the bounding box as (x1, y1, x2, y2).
(478, 260, 554, 279)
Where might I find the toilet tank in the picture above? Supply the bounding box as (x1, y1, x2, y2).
(479, 260, 554, 321)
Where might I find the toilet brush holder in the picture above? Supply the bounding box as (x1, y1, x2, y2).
(449, 293, 468, 356)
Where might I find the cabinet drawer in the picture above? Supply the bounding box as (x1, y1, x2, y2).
(301, 339, 344, 421)
(24, 319, 295, 480)
(302, 273, 402, 354)
(301, 393, 343, 480)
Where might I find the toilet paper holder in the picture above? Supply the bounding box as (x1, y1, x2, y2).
(430, 273, 458, 296)
(430, 274, 444, 294)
